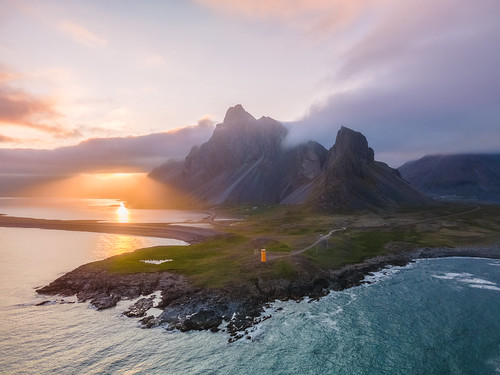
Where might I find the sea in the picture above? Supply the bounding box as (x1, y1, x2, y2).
(0, 198, 499, 375)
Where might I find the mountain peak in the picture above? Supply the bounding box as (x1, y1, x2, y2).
(331, 126, 374, 165)
(223, 104, 256, 124)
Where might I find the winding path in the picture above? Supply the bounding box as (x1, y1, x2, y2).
(267, 204, 482, 261)
(268, 227, 346, 260)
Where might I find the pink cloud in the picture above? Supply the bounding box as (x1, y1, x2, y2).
(0, 66, 81, 138)
(195, 0, 381, 34)
(58, 20, 108, 48)
(0, 134, 17, 143)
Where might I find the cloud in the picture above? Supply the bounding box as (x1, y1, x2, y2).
(0, 65, 83, 139)
(0, 86, 61, 132)
(0, 118, 215, 175)
(0, 69, 20, 84)
(0, 134, 17, 143)
(198, 1, 500, 166)
(275, 1, 500, 166)
(195, 0, 378, 35)
(58, 20, 108, 48)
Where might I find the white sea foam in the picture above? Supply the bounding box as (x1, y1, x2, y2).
(361, 265, 404, 284)
(432, 272, 500, 291)
(116, 290, 165, 319)
(469, 284, 500, 292)
(229, 301, 281, 343)
(320, 317, 340, 331)
(487, 354, 500, 373)
(465, 278, 496, 286)
(151, 291, 163, 308)
(432, 272, 473, 280)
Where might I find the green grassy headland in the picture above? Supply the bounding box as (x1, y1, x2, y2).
(89, 203, 500, 288)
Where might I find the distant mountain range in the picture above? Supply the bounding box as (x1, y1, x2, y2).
(399, 154, 500, 202)
(150, 105, 429, 210)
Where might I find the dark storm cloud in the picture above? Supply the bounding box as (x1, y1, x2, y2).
(287, 0, 500, 167)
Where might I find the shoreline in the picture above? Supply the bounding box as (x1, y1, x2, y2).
(0, 214, 219, 243)
(36, 244, 500, 342)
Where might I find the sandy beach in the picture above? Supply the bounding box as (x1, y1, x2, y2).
(0, 214, 219, 243)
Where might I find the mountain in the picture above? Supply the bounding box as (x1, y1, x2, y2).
(399, 154, 500, 202)
(312, 127, 429, 210)
(150, 105, 429, 210)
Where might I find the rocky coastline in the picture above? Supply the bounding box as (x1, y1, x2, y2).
(36, 246, 500, 342)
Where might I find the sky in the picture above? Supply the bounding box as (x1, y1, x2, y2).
(1, 0, 499, 173)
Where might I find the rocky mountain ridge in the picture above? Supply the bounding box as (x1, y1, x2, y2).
(150, 105, 429, 210)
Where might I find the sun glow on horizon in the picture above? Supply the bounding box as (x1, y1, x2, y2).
(15, 172, 195, 209)
(116, 201, 129, 223)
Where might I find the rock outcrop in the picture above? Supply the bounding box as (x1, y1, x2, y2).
(150, 105, 429, 210)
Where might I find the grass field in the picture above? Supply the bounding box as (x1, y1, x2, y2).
(90, 202, 500, 288)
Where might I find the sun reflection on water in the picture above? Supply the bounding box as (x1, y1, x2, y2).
(92, 234, 151, 258)
(116, 202, 129, 223)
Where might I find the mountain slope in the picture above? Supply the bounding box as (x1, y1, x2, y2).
(312, 127, 430, 209)
(150, 105, 430, 210)
(150, 105, 327, 204)
(399, 154, 500, 202)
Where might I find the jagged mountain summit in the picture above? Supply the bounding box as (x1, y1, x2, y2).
(399, 154, 500, 202)
(312, 127, 429, 210)
(150, 105, 429, 210)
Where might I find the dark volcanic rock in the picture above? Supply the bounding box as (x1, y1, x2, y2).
(139, 315, 160, 328)
(180, 309, 223, 332)
(313, 127, 431, 210)
(36, 245, 500, 341)
(124, 297, 155, 317)
(36, 263, 194, 310)
(399, 154, 500, 202)
(91, 294, 121, 310)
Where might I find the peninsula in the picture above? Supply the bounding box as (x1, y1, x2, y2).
(35, 106, 500, 342)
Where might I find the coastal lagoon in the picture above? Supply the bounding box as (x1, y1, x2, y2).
(1, 199, 499, 374)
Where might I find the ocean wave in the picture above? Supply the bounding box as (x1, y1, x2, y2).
(432, 272, 473, 280)
(432, 272, 500, 292)
(469, 284, 500, 292)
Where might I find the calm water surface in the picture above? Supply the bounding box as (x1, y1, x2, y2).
(0, 199, 499, 374)
(0, 197, 208, 223)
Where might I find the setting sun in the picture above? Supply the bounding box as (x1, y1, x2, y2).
(116, 201, 129, 223)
